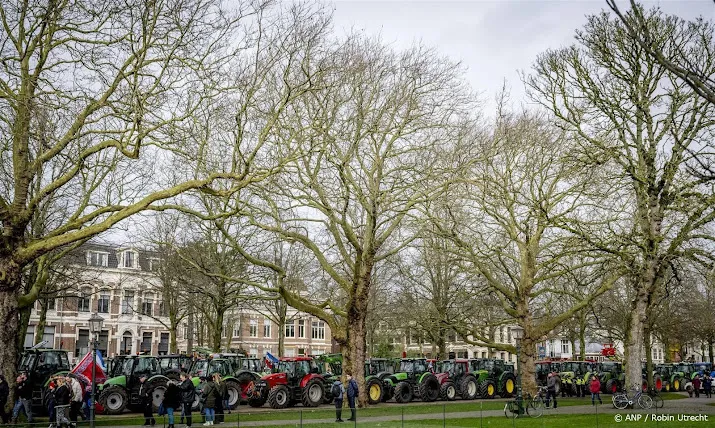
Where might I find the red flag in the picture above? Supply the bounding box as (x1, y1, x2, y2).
(71, 351, 107, 386)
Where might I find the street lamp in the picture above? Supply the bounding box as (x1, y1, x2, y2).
(511, 326, 525, 415)
(88, 313, 104, 428)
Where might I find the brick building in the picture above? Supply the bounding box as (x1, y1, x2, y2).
(25, 242, 332, 363)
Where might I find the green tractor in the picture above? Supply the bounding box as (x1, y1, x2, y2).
(468, 358, 516, 399)
(157, 354, 193, 377)
(595, 361, 624, 394)
(18, 347, 72, 411)
(655, 364, 684, 392)
(384, 358, 440, 403)
(641, 362, 663, 392)
(670, 363, 694, 391)
(315, 353, 388, 405)
(433, 359, 479, 400)
(98, 355, 170, 414)
(558, 361, 596, 396)
(188, 354, 261, 410)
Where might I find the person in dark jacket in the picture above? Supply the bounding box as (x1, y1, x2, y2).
(138, 375, 156, 426)
(47, 378, 57, 428)
(704, 375, 713, 398)
(212, 373, 226, 424)
(0, 374, 10, 424)
(346, 373, 358, 422)
(692, 375, 701, 398)
(163, 380, 181, 428)
(11, 374, 33, 424)
(332, 379, 345, 422)
(54, 378, 72, 428)
(179, 372, 196, 427)
(201, 376, 219, 426)
(546, 372, 558, 409)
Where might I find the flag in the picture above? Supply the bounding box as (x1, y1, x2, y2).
(266, 352, 279, 364)
(71, 351, 107, 387)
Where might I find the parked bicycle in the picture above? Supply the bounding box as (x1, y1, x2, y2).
(504, 391, 545, 419)
(647, 388, 664, 409)
(612, 387, 653, 409)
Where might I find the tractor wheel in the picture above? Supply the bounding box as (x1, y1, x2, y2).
(382, 383, 395, 402)
(236, 372, 259, 402)
(642, 379, 648, 392)
(300, 379, 324, 408)
(224, 380, 241, 410)
(605, 379, 618, 394)
(663, 381, 670, 392)
(247, 386, 267, 408)
(147, 378, 169, 412)
(479, 380, 496, 399)
(501, 373, 516, 398)
(460, 375, 478, 400)
(99, 385, 129, 415)
(654, 375, 663, 392)
(394, 381, 413, 403)
(268, 385, 291, 409)
(419, 374, 440, 402)
(366, 378, 384, 405)
(440, 381, 457, 401)
(673, 377, 681, 391)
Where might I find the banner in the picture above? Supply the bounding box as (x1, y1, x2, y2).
(71, 350, 107, 386)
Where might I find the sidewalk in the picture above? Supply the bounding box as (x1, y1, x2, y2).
(101, 395, 715, 427)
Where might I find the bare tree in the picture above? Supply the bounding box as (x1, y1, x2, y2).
(525, 8, 715, 390)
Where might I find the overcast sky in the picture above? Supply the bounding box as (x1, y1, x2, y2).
(329, 0, 715, 108)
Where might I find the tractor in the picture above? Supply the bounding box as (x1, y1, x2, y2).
(98, 355, 171, 414)
(595, 361, 624, 394)
(468, 358, 516, 399)
(188, 354, 260, 410)
(672, 362, 695, 391)
(656, 364, 684, 392)
(641, 362, 663, 392)
(433, 359, 479, 401)
(18, 347, 72, 411)
(315, 354, 389, 405)
(558, 361, 597, 396)
(535, 360, 558, 387)
(384, 358, 440, 403)
(247, 357, 326, 409)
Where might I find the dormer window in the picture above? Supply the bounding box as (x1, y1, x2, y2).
(149, 258, 160, 272)
(120, 250, 138, 269)
(87, 251, 109, 267)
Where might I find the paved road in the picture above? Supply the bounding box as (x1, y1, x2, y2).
(103, 393, 715, 427)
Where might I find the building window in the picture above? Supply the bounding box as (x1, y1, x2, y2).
(149, 258, 160, 272)
(76, 329, 89, 357)
(481, 351, 487, 358)
(233, 322, 241, 338)
(121, 250, 137, 268)
(284, 348, 295, 357)
(142, 293, 153, 316)
(263, 319, 271, 338)
(249, 320, 257, 337)
(24, 326, 35, 348)
(121, 291, 134, 314)
(285, 323, 295, 338)
(500, 352, 506, 360)
(507, 328, 512, 343)
(47, 298, 56, 311)
(158, 301, 168, 317)
(159, 333, 169, 355)
(141, 332, 152, 353)
(86, 251, 108, 267)
(249, 348, 258, 358)
(298, 320, 305, 338)
(121, 332, 132, 355)
(77, 290, 90, 313)
(311, 321, 325, 340)
(561, 341, 570, 355)
(98, 293, 110, 314)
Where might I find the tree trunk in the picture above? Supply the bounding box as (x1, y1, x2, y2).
(35, 299, 48, 345)
(344, 281, 370, 408)
(519, 337, 537, 396)
(0, 264, 22, 413)
(187, 310, 194, 352)
(579, 314, 587, 360)
(644, 325, 653, 389)
(436, 327, 446, 360)
(212, 310, 225, 352)
(625, 287, 649, 391)
(708, 340, 713, 364)
(17, 306, 31, 352)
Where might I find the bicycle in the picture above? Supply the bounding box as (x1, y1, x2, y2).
(647, 388, 664, 409)
(612, 387, 653, 409)
(504, 391, 544, 419)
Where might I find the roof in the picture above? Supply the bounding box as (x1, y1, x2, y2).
(64, 241, 159, 271)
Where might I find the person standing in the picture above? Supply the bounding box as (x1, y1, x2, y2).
(47, 378, 58, 428)
(589, 375, 603, 406)
(11, 374, 33, 424)
(163, 380, 181, 428)
(68, 376, 83, 426)
(212, 374, 226, 424)
(693, 375, 701, 398)
(0, 375, 9, 424)
(346, 373, 358, 422)
(179, 372, 196, 428)
(201, 375, 218, 426)
(138, 375, 156, 426)
(331, 379, 345, 423)
(546, 373, 558, 409)
(54, 378, 72, 428)
(703, 375, 712, 399)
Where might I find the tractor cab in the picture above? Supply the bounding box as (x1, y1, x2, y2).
(157, 354, 193, 377)
(398, 358, 429, 378)
(535, 361, 554, 386)
(673, 362, 696, 380)
(19, 349, 71, 408)
(190, 358, 232, 378)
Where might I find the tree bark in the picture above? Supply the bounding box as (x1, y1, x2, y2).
(187, 310, 194, 352)
(35, 299, 48, 345)
(519, 336, 537, 396)
(212, 310, 225, 352)
(0, 262, 23, 410)
(644, 324, 653, 389)
(625, 287, 649, 391)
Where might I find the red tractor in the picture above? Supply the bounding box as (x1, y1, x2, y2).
(247, 357, 325, 409)
(434, 359, 479, 401)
